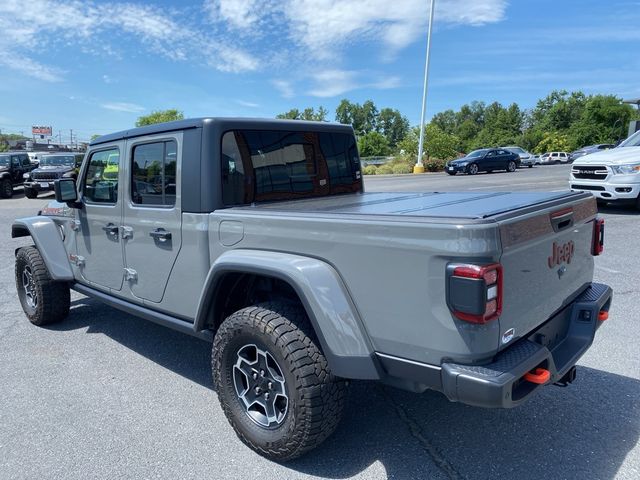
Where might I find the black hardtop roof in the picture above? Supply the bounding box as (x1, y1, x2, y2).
(91, 117, 354, 146)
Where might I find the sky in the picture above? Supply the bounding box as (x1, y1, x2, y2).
(0, 0, 639, 143)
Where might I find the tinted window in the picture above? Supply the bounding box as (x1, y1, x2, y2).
(131, 140, 177, 206)
(83, 148, 119, 204)
(221, 130, 360, 206)
(21, 155, 31, 167)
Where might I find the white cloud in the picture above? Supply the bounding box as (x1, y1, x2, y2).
(101, 102, 146, 113)
(291, 0, 506, 57)
(309, 70, 359, 97)
(102, 75, 114, 84)
(206, 0, 265, 29)
(236, 100, 260, 108)
(272, 79, 295, 98)
(0, 0, 259, 81)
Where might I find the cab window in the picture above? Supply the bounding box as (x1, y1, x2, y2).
(83, 148, 119, 204)
(131, 140, 177, 207)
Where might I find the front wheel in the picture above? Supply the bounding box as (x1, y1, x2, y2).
(467, 163, 479, 175)
(212, 302, 347, 461)
(528, 164, 533, 168)
(446, 171, 457, 176)
(0, 178, 13, 198)
(506, 160, 517, 172)
(15, 246, 70, 326)
(24, 187, 38, 199)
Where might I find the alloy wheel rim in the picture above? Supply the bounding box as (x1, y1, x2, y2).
(470, 164, 478, 174)
(232, 344, 288, 428)
(22, 266, 37, 309)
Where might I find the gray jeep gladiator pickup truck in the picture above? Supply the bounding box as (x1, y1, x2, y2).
(13, 118, 612, 461)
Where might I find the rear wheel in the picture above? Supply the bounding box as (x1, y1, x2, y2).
(506, 161, 517, 172)
(212, 302, 346, 461)
(15, 246, 70, 326)
(467, 163, 479, 175)
(0, 179, 13, 198)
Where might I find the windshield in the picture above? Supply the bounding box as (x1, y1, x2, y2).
(40, 155, 75, 166)
(466, 149, 488, 158)
(618, 130, 640, 147)
(507, 147, 525, 154)
(0, 155, 9, 166)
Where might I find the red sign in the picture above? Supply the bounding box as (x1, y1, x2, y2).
(32, 126, 52, 135)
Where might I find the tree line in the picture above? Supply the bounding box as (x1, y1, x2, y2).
(277, 90, 639, 161)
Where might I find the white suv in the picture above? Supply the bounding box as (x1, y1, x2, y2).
(541, 152, 570, 164)
(570, 130, 640, 209)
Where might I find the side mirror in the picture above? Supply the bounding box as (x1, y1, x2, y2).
(54, 178, 81, 208)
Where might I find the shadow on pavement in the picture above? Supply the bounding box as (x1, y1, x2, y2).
(597, 203, 639, 216)
(55, 298, 639, 480)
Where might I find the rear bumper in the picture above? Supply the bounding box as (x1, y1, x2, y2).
(377, 282, 612, 408)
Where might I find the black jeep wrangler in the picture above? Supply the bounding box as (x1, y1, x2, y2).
(0, 151, 34, 198)
(23, 153, 83, 199)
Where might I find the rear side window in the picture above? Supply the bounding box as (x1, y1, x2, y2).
(131, 140, 177, 207)
(83, 148, 119, 204)
(221, 130, 361, 205)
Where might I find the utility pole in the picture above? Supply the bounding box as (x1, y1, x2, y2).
(70, 129, 73, 150)
(414, 0, 436, 174)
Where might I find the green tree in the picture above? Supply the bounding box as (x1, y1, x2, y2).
(397, 124, 459, 161)
(335, 99, 379, 136)
(534, 131, 571, 153)
(135, 109, 184, 127)
(378, 108, 410, 148)
(276, 106, 328, 121)
(357, 131, 390, 157)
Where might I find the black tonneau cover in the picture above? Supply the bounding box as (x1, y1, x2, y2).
(233, 191, 589, 220)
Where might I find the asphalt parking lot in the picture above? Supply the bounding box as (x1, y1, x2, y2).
(1, 164, 638, 480)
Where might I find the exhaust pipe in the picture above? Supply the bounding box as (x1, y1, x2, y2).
(554, 366, 577, 387)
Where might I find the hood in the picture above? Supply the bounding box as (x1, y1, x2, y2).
(572, 146, 640, 166)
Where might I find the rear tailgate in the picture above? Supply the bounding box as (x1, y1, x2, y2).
(496, 195, 598, 348)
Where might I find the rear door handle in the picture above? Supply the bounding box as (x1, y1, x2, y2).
(149, 228, 171, 242)
(101, 223, 119, 236)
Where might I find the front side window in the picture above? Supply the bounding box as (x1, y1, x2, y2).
(0, 155, 9, 167)
(221, 130, 360, 206)
(131, 140, 177, 206)
(83, 148, 119, 204)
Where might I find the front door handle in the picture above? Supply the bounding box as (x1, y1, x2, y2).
(101, 223, 119, 236)
(149, 228, 171, 242)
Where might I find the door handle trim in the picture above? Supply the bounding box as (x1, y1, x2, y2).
(149, 229, 171, 241)
(101, 224, 119, 235)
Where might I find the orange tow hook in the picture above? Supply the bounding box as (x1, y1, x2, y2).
(523, 368, 551, 385)
(598, 311, 609, 322)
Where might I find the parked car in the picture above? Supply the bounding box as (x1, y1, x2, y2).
(540, 152, 570, 164)
(503, 146, 535, 167)
(12, 118, 612, 461)
(570, 129, 640, 209)
(570, 144, 614, 162)
(23, 153, 83, 198)
(0, 151, 35, 198)
(446, 148, 520, 175)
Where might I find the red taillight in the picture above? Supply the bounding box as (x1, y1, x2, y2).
(592, 218, 604, 256)
(448, 263, 503, 324)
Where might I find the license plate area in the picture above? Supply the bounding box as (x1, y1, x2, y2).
(528, 304, 571, 351)
(39, 182, 49, 188)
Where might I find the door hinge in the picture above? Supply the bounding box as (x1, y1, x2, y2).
(69, 254, 85, 267)
(120, 226, 134, 240)
(124, 268, 137, 282)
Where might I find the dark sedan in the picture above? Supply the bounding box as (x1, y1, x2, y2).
(445, 148, 520, 175)
(569, 144, 614, 162)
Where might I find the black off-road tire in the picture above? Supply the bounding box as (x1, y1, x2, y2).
(467, 163, 479, 175)
(15, 246, 70, 326)
(636, 194, 640, 212)
(0, 178, 13, 198)
(212, 302, 347, 461)
(24, 187, 38, 199)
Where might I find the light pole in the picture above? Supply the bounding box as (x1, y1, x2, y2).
(414, 0, 436, 174)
